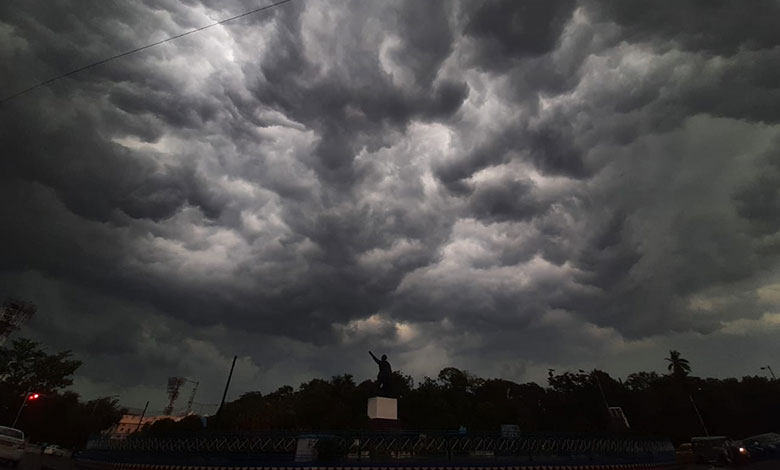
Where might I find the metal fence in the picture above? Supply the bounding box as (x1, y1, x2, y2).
(86, 431, 674, 461)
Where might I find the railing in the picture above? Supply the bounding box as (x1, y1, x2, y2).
(85, 431, 674, 461)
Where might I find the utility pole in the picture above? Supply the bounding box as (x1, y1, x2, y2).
(580, 369, 610, 412)
(134, 401, 149, 433)
(761, 366, 776, 379)
(217, 355, 237, 416)
(12, 391, 31, 428)
(690, 394, 709, 436)
(592, 372, 610, 412)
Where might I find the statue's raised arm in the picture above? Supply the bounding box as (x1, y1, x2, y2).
(369, 350, 380, 364)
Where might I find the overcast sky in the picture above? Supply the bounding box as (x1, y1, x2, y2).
(2, 0, 780, 414)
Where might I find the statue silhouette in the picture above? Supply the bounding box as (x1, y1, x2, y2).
(369, 351, 393, 397)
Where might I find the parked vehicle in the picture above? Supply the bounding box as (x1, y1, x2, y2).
(43, 444, 71, 457)
(691, 436, 750, 466)
(742, 433, 780, 460)
(0, 425, 25, 467)
(676, 442, 695, 464)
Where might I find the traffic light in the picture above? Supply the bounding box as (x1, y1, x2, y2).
(27, 393, 39, 401)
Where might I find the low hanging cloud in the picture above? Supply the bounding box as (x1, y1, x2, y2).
(2, 0, 780, 409)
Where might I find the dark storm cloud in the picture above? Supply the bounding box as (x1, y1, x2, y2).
(432, 0, 597, 186)
(467, 178, 543, 223)
(556, 118, 778, 338)
(433, 126, 519, 193)
(388, 0, 454, 86)
(2, 0, 780, 404)
(120, 164, 228, 221)
(734, 141, 780, 236)
(527, 121, 589, 178)
(589, 0, 780, 55)
(463, 0, 577, 71)
(581, 1, 780, 128)
(249, 1, 467, 184)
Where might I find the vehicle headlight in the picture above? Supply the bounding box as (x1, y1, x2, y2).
(739, 447, 747, 454)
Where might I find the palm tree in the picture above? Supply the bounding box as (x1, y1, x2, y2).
(666, 350, 691, 377)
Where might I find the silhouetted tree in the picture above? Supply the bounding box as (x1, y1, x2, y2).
(625, 371, 661, 391)
(666, 350, 691, 378)
(0, 338, 122, 448)
(0, 338, 82, 395)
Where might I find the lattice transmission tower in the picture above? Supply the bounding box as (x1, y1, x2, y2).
(163, 376, 200, 416)
(0, 298, 36, 345)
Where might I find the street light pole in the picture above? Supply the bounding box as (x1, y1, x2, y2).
(217, 355, 237, 417)
(134, 401, 149, 433)
(761, 366, 776, 379)
(11, 391, 30, 428)
(690, 393, 709, 436)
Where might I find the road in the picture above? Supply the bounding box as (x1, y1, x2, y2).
(17, 452, 77, 470)
(682, 462, 778, 470)
(13, 454, 780, 470)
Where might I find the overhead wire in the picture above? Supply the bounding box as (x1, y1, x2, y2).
(0, 0, 295, 105)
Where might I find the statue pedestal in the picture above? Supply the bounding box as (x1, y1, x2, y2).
(294, 436, 318, 462)
(367, 396, 397, 420)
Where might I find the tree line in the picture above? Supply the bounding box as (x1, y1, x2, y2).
(149, 350, 780, 445)
(1, 323, 776, 448)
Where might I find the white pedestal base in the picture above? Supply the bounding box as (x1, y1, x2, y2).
(295, 437, 318, 462)
(367, 396, 397, 420)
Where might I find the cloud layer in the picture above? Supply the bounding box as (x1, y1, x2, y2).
(2, 0, 780, 412)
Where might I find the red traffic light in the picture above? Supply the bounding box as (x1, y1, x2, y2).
(28, 393, 39, 400)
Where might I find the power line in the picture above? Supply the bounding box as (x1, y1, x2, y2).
(0, 0, 295, 105)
